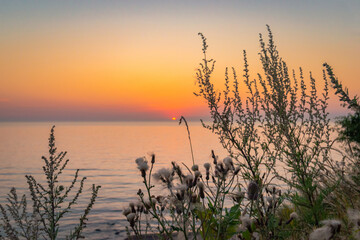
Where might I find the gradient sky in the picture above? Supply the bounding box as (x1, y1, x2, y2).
(0, 0, 359, 121)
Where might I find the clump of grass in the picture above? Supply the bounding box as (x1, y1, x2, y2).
(0, 126, 101, 240)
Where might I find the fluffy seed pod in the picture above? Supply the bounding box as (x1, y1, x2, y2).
(239, 215, 253, 233)
(197, 182, 205, 199)
(126, 213, 137, 227)
(191, 193, 198, 203)
(309, 220, 341, 240)
(286, 212, 298, 225)
(122, 208, 131, 217)
(135, 157, 149, 177)
(223, 157, 234, 170)
(204, 163, 211, 171)
(129, 202, 136, 213)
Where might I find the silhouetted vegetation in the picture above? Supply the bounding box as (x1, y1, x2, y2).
(0, 126, 101, 240)
(124, 26, 360, 239)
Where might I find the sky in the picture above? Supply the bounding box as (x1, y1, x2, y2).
(0, 0, 359, 121)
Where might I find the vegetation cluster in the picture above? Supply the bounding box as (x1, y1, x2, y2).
(123, 26, 360, 240)
(0, 127, 101, 239)
(0, 26, 359, 240)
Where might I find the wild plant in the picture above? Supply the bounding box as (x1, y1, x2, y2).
(195, 25, 339, 231)
(125, 151, 300, 240)
(0, 126, 101, 240)
(124, 26, 359, 239)
(320, 64, 360, 238)
(0, 188, 40, 239)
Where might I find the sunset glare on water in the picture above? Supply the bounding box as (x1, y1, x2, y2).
(0, 1, 359, 239)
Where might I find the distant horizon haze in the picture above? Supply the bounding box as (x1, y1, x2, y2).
(0, 1, 359, 121)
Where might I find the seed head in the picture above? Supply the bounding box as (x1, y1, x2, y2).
(204, 163, 211, 171)
(126, 213, 137, 227)
(153, 168, 174, 188)
(239, 215, 253, 232)
(290, 212, 298, 220)
(197, 182, 205, 199)
(191, 164, 199, 171)
(286, 212, 298, 224)
(310, 220, 341, 240)
(122, 208, 131, 217)
(247, 181, 259, 200)
(135, 157, 149, 177)
(223, 157, 234, 170)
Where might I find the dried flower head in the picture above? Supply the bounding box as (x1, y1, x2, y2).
(204, 163, 211, 171)
(290, 212, 298, 220)
(204, 162, 211, 180)
(126, 213, 137, 227)
(286, 211, 299, 224)
(172, 161, 183, 178)
(191, 164, 199, 171)
(239, 215, 253, 232)
(197, 182, 205, 199)
(191, 193, 198, 203)
(215, 161, 229, 178)
(247, 181, 259, 200)
(223, 157, 234, 170)
(129, 202, 136, 213)
(185, 174, 194, 188)
(135, 157, 149, 177)
(153, 168, 174, 188)
(309, 226, 333, 240)
(310, 220, 341, 240)
(122, 207, 131, 217)
(321, 219, 341, 233)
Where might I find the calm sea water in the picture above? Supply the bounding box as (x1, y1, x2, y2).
(0, 121, 229, 239)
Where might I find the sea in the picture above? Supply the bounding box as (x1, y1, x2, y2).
(0, 121, 230, 239)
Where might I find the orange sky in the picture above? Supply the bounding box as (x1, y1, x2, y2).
(0, 1, 359, 121)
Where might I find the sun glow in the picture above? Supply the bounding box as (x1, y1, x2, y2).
(172, 117, 176, 121)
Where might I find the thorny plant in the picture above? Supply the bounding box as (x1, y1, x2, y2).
(0, 126, 101, 240)
(125, 26, 360, 239)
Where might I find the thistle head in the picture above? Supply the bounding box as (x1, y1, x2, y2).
(223, 157, 234, 170)
(197, 182, 205, 199)
(191, 164, 199, 172)
(153, 168, 174, 188)
(204, 162, 211, 171)
(135, 157, 149, 177)
(122, 207, 131, 217)
(126, 213, 137, 227)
